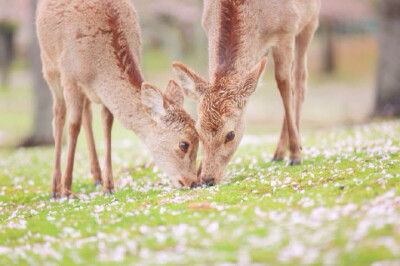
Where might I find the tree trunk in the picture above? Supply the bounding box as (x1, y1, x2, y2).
(374, 0, 400, 118)
(0, 25, 14, 88)
(321, 21, 335, 74)
(20, 0, 54, 147)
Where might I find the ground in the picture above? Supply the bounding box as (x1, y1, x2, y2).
(0, 119, 399, 265)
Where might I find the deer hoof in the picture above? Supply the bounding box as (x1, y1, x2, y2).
(50, 192, 61, 200)
(61, 189, 73, 199)
(94, 180, 102, 188)
(271, 156, 284, 162)
(103, 188, 115, 195)
(287, 158, 302, 166)
(59, 195, 73, 202)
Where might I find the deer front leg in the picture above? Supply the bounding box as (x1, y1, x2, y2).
(61, 82, 84, 198)
(272, 40, 302, 165)
(51, 97, 66, 199)
(43, 64, 65, 199)
(82, 98, 102, 187)
(101, 105, 114, 194)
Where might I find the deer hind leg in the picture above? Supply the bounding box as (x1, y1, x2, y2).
(272, 64, 295, 162)
(61, 80, 84, 198)
(272, 38, 302, 165)
(293, 21, 319, 134)
(44, 68, 65, 199)
(82, 98, 102, 187)
(101, 105, 114, 194)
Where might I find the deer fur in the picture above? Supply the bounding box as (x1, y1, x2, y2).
(173, 0, 320, 185)
(37, 0, 199, 198)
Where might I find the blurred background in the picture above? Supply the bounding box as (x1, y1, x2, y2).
(0, 0, 399, 148)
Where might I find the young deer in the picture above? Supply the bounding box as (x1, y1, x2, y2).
(173, 0, 320, 185)
(37, 0, 199, 198)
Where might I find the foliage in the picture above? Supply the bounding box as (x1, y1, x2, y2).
(0, 121, 399, 265)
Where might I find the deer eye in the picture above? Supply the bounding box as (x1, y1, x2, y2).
(179, 142, 189, 153)
(225, 131, 235, 143)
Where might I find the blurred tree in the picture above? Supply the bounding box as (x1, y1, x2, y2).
(20, 0, 53, 147)
(374, 0, 400, 117)
(320, 0, 373, 74)
(320, 21, 335, 74)
(0, 21, 16, 88)
(148, 0, 204, 60)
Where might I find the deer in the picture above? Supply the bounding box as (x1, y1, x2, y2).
(36, 0, 200, 199)
(173, 0, 321, 186)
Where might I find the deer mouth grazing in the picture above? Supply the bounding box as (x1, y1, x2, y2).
(176, 175, 200, 189)
(197, 161, 225, 187)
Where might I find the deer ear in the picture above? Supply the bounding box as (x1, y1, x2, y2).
(241, 57, 267, 97)
(164, 80, 184, 108)
(141, 82, 167, 122)
(172, 62, 209, 102)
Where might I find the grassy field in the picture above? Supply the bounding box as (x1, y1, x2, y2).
(0, 34, 396, 265)
(0, 119, 399, 265)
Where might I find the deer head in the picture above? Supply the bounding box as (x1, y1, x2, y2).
(141, 80, 200, 188)
(173, 58, 267, 185)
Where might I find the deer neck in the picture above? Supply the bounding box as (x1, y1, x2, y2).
(208, 0, 260, 83)
(95, 10, 163, 145)
(96, 73, 161, 145)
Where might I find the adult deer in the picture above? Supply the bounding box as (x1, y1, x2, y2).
(37, 0, 199, 199)
(173, 0, 321, 185)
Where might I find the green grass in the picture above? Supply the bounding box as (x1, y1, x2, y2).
(0, 119, 399, 265)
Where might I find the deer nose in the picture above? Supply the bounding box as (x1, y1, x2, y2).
(179, 178, 200, 189)
(203, 178, 215, 187)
